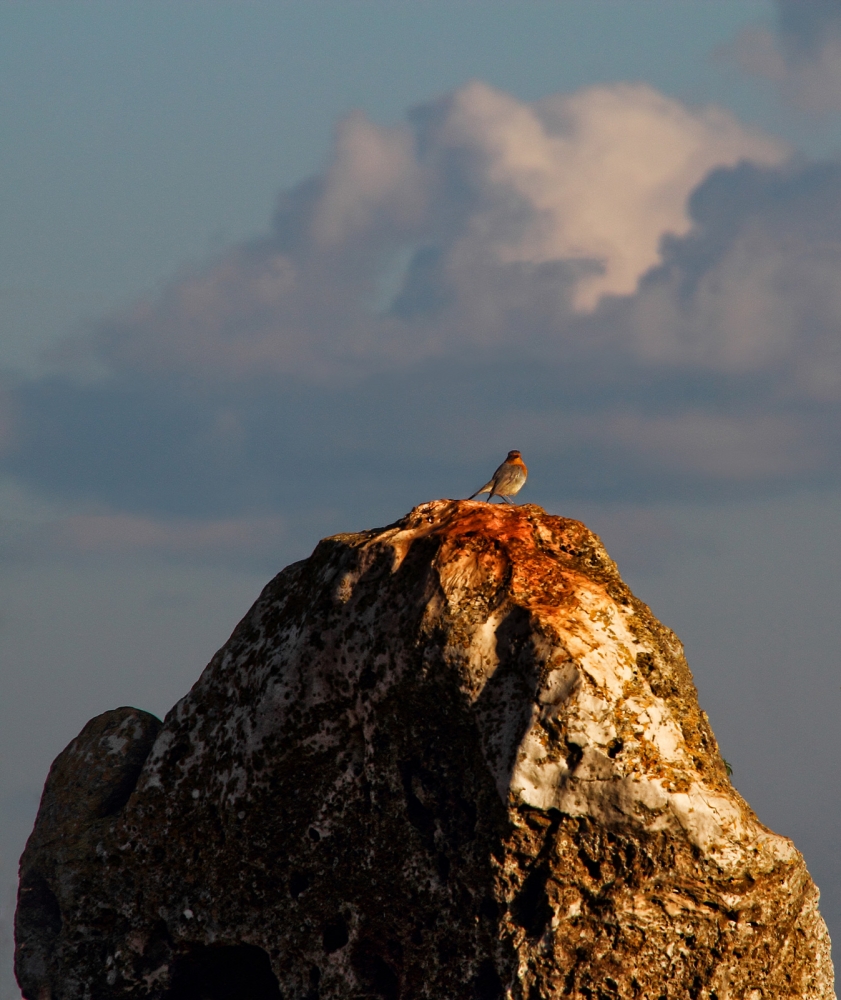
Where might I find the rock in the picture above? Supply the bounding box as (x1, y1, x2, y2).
(16, 500, 835, 999)
(16, 707, 163, 998)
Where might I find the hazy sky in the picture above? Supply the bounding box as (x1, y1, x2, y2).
(3, 2, 841, 994)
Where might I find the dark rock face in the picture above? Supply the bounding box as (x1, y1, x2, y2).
(16, 501, 835, 999)
(16, 707, 163, 998)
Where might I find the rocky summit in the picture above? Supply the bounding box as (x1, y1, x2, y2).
(16, 500, 835, 999)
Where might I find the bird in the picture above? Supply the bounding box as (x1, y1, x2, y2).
(468, 450, 528, 504)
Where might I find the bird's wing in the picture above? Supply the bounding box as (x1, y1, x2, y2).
(468, 480, 495, 499)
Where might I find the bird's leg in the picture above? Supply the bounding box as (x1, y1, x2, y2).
(502, 496, 514, 504)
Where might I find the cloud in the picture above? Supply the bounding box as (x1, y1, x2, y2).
(728, 0, 841, 112)
(597, 411, 827, 481)
(0, 383, 15, 453)
(50, 511, 286, 559)
(8, 78, 841, 551)
(0, 498, 288, 566)
(616, 160, 841, 390)
(76, 80, 785, 382)
(435, 82, 784, 309)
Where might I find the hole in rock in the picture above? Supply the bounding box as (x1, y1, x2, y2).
(358, 665, 377, 691)
(322, 915, 349, 953)
(511, 864, 552, 938)
(351, 941, 399, 1000)
(145, 920, 173, 969)
(289, 871, 310, 899)
(578, 846, 601, 883)
(473, 958, 504, 1000)
(564, 741, 583, 771)
(436, 853, 450, 882)
(100, 764, 146, 815)
(17, 873, 62, 941)
(163, 943, 281, 1000)
(438, 936, 458, 964)
(399, 763, 434, 837)
(169, 740, 192, 767)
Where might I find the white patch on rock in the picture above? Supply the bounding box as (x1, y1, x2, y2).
(466, 574, 797, 873)
(105, 735, 128, 755)
(462, 611, 504, 697)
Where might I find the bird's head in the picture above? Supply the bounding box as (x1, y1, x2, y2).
(506, 450, 521, 460)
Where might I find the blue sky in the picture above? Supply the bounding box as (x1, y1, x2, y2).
(3, 2, 841, 993)
(0, 0, 811, 373)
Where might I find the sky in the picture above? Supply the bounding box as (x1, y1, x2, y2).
(3, 1, 841, 994)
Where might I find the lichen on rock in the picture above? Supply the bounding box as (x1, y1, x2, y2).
(15, 500, 836, 998)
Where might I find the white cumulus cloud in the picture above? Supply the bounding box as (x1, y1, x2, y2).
(434, 81, 785, 308)
(85, 80, 786, 381)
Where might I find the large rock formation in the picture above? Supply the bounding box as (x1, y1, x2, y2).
(16, 500, 835, 999)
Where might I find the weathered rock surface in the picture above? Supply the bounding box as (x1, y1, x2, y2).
(16, 500, 835, 999)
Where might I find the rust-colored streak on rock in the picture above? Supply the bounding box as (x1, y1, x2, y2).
(15, 500, 835, 999)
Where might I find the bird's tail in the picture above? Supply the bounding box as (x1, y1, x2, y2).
(468, 483, 493, 500)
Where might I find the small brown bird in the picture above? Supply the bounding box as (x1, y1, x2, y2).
(468, 450, 528, 504)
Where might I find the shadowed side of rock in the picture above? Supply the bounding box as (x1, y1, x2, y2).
(15, 500, 836, 999)
(16, 707, 162, 998)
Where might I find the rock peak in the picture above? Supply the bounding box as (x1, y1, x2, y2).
(16, 501, 835, 999)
